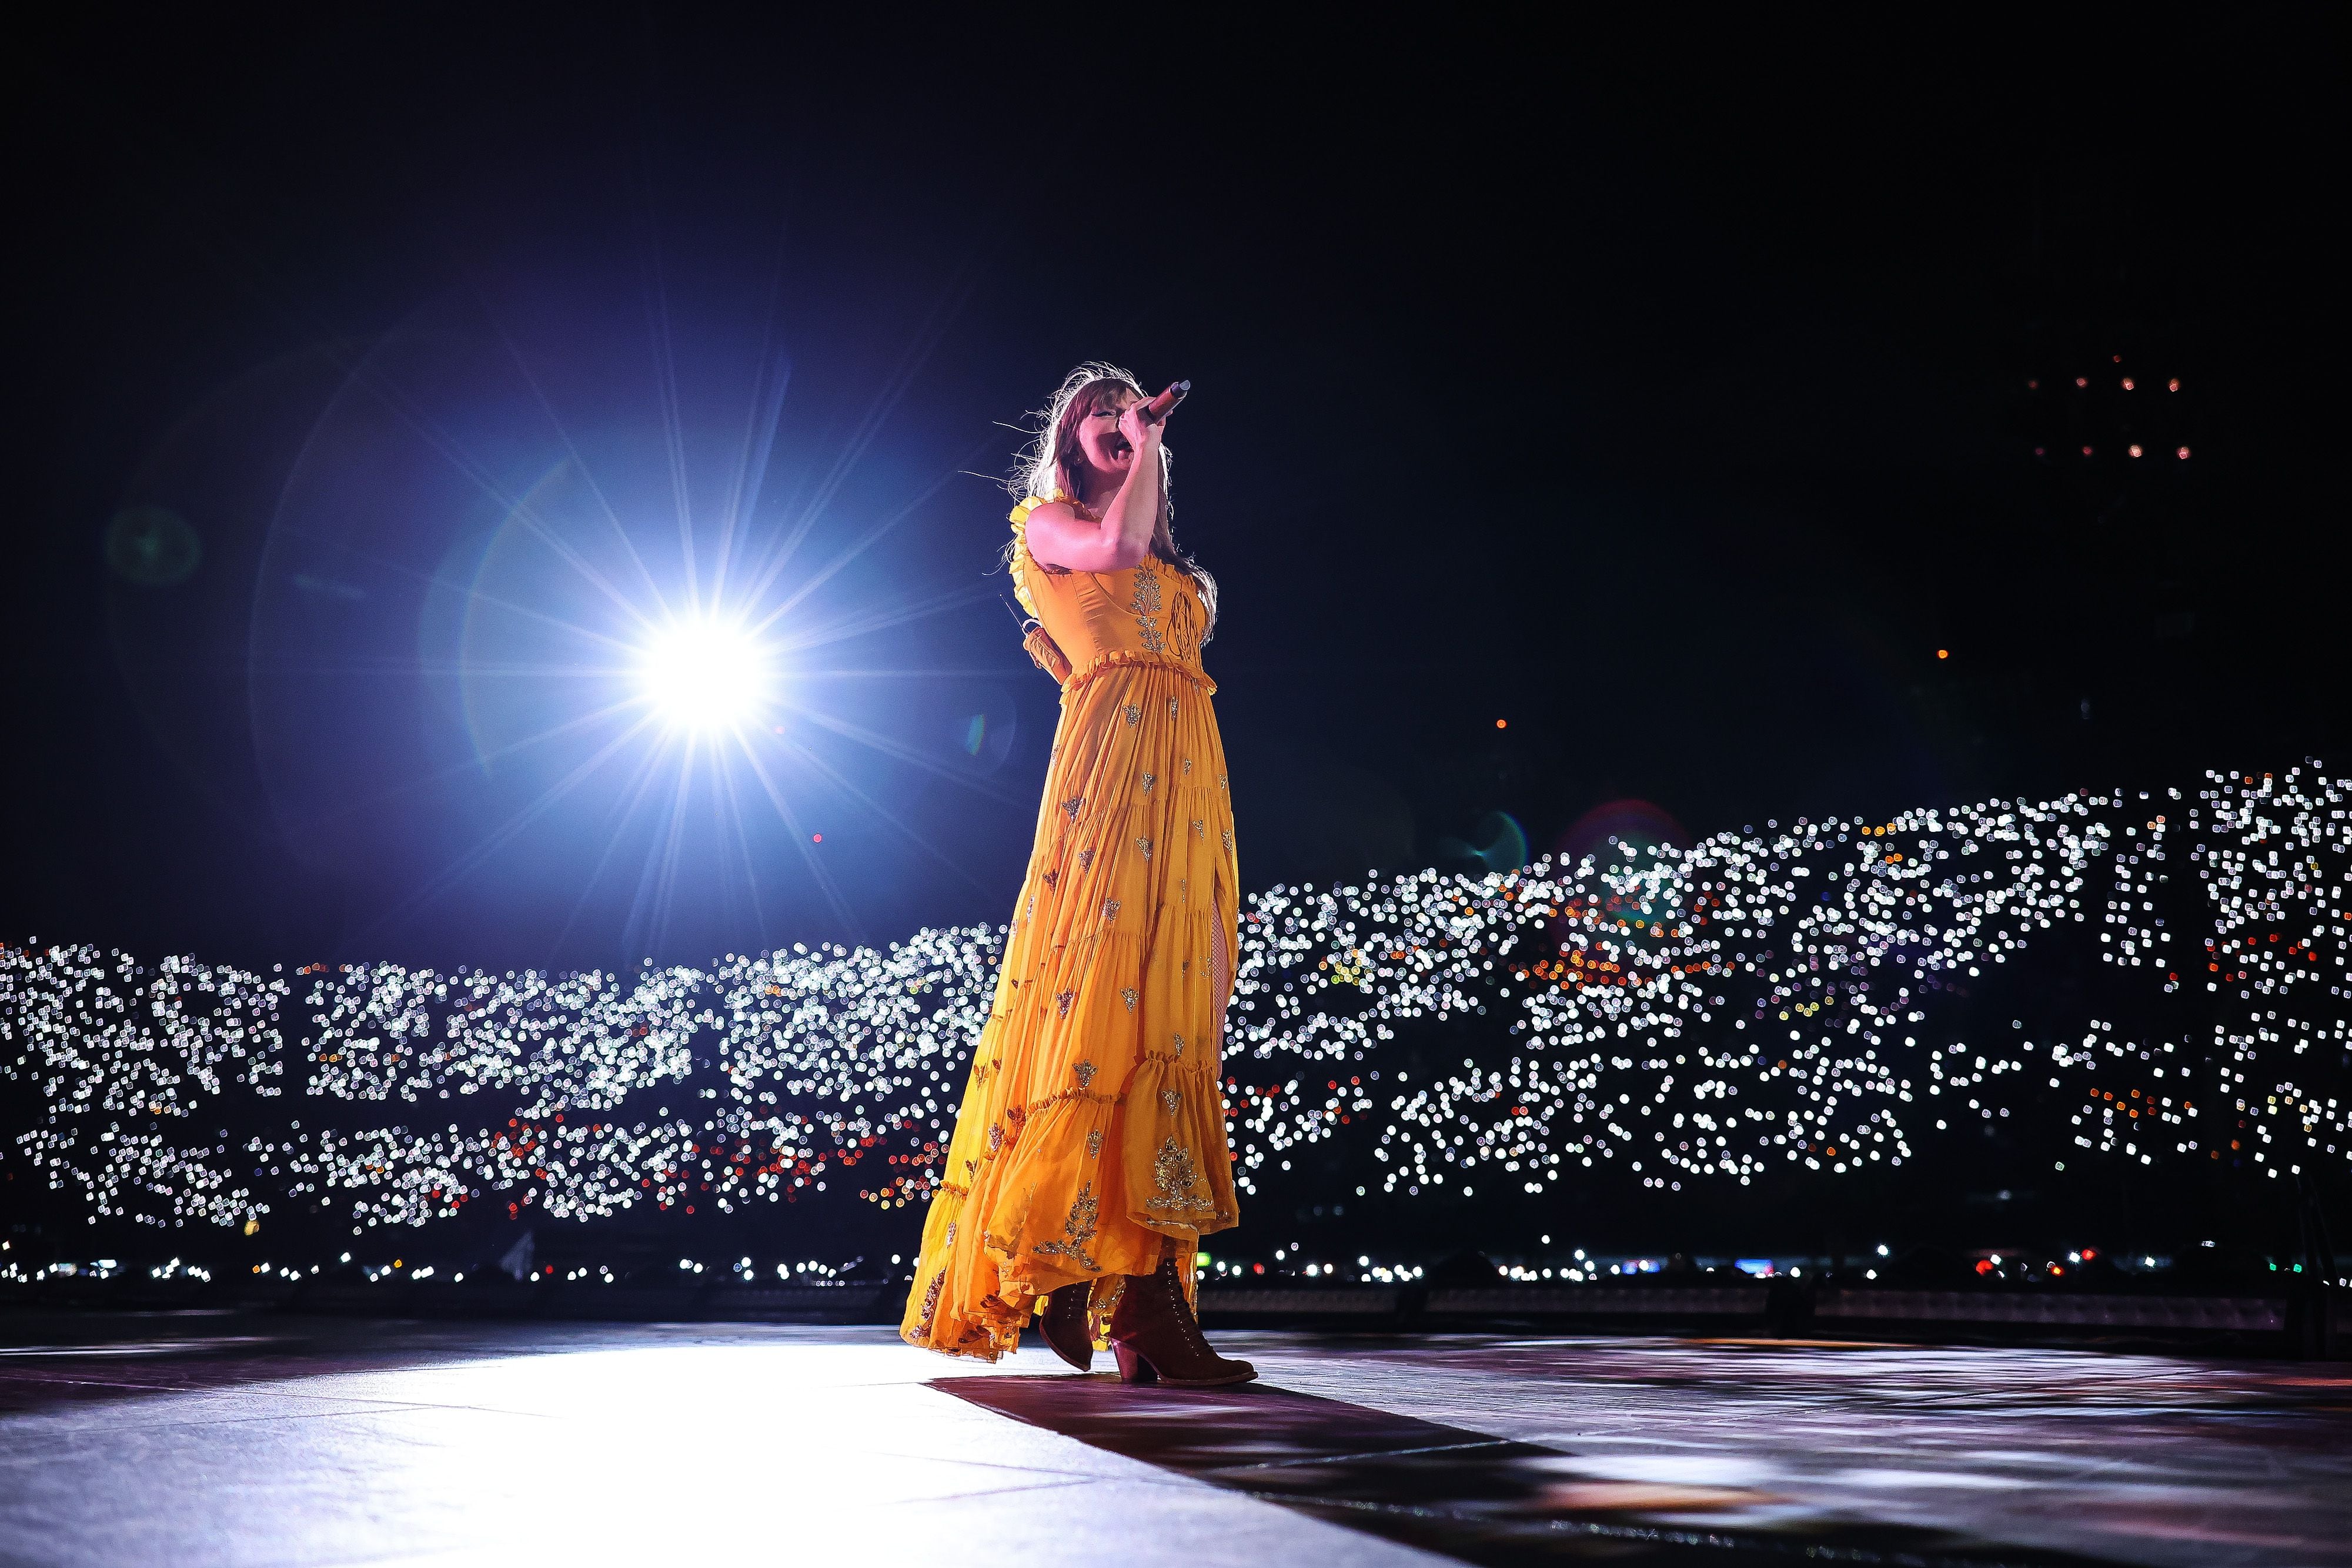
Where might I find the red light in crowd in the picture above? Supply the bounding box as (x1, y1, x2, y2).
(2120, 377, 2136, 390)
(811, 833, 824, 843)
(2177, 447, 2191, 460)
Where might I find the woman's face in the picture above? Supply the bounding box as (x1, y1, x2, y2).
(1071, 387, 1141, 487)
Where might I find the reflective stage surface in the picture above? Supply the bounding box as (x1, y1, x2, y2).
(1, 1313, 2346, 1566)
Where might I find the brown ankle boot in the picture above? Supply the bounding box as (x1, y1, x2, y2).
(1038, 1281, 1095, 1371)
(1107, 1254, 1255, 1387)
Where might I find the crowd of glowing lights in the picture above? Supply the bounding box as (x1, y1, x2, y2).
(1225, 767, 2346, 1202)
(4, 768, 2346, 1264)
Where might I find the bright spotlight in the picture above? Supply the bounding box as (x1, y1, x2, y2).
(639, 618, 769, 730)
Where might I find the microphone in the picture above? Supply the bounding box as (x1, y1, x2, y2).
(1135, 380, 1191, 424)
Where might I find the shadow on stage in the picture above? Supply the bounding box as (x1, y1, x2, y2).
(941, 1370, 2102, 1566)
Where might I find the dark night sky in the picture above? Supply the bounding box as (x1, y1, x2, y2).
(5, 11, 2342, 974)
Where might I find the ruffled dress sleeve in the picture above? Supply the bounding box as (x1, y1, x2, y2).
(1007, 496, 1073, 683)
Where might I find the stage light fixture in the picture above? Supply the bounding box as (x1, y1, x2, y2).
(639, 618, 769, 730)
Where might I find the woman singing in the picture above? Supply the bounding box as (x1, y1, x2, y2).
(898, 363, 1252, 1386)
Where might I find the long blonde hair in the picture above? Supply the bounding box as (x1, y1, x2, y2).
(1001, 360, 1218, 638)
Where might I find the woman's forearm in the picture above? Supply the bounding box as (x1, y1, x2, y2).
(1095, 441, 1161, 563)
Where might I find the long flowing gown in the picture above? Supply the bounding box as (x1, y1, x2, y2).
(899, 498, 1242, 1360)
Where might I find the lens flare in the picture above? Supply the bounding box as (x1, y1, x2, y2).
(639, 618, 769, 731)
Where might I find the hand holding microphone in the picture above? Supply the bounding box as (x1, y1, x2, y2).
(1118, 380, 1189, 452)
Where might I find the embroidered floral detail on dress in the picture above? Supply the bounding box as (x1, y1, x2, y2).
(1101, 898, 1121, 922)
(1062, 797, 1084, 820)
(1168, 697, 1180, 720)
(1192, 818, 1206, 840)
(944, 1221, 957, 1245)
(1043, 868, 1058, 889)
(1121, 987, 1137, 1011)
(1087, 1128, 1102, 1158)
(912, 1269, 946, 1340)
(1134, 836, 1152, 860)
(1144, 1138, 1208, 1215)
(1222, 829, 1234, 852)
(1160, 1089, 1181, 1115)
(1078, 847, 1095, 872)
(1171, 1032, 1187, 1057)
(1182, 757, 1192, 774)
(1031, 1183, 1101, 1271)
(1073, 1061, 1097, 1088)
(1123, 705, 1141, 726)
(987, 1124, 1005, 1152)
(1055, 990, 1074, 1018)
(1218, 773, 1228, 791)
(1130, 563, 1166, 652)
(1140, 772, 1155, 794)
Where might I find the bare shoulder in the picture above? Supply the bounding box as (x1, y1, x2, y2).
(1020, 500, 1085, 573)
(1021, 499, 1079, 529)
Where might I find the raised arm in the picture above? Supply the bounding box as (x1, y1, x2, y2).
(1024, 401, 1164, 573)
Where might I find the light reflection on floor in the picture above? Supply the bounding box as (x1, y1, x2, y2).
(1208, 1332, 2352, 1564)
(0, 1313, 2341, 1566)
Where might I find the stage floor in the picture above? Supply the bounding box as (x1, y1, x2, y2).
(0, 1312, 2345, 1566)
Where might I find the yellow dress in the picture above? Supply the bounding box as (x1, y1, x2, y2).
(899, 499, 1242, 1360)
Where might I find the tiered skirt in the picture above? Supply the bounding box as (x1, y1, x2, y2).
(900, 654, 1241, 1359)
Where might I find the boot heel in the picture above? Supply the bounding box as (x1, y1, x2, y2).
(1104, 1254, 1257, 1389)
(1112, 1343, 1159, 1385)
(1038, 1282, 1095, 1372)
